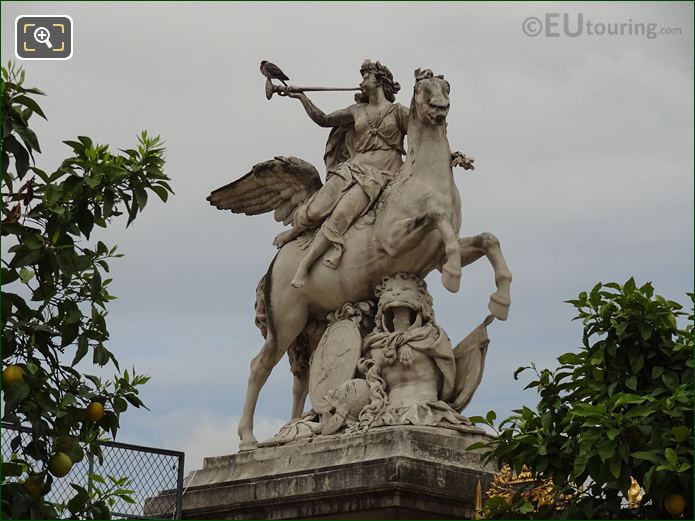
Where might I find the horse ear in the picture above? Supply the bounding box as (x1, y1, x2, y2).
(414, 68, 422, 79)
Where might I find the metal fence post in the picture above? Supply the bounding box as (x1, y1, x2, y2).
(175, 452, 185, 519)
(87, 452, 94, 494)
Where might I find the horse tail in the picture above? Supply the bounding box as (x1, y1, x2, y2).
(254, 275, 268, 339)
(254, 253, 314, 378)
(254, 255, 278, 339)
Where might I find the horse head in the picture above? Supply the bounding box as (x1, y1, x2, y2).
(411, 69, 450, 126)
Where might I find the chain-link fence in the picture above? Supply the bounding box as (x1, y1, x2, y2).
(1, 422, 184, 519)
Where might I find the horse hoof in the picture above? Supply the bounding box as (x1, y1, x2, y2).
(442, 271, 461, 293)
(488, 294, 510, 321)
(238, 438, 258, 452)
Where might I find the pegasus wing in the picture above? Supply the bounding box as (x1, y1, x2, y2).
(207, 156, 321, 225)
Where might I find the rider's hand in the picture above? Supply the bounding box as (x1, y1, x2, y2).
(287, 91, 307, 101)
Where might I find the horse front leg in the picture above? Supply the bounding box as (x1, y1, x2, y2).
(459, 233, 512, 320)
(430, 211, 461, 293)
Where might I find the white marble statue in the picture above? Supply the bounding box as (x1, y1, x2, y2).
(208, 60, 512, 450)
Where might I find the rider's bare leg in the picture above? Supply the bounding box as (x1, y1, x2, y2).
(291, 232, 331, 288)
(278, 175, 347, 250)
(291, 185, 370, 288)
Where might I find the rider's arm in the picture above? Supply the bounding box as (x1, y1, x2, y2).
(290, 93, 354, 128)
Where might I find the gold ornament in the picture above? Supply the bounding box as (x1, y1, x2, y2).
(487, 465, 574, 511)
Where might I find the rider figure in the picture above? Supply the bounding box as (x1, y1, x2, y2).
(273, 60, 409, 288)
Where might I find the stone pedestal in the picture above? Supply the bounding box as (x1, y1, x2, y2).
(152, 425, 496, 519)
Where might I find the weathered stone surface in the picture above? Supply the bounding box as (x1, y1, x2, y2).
(308, 319, 361, 414)
(207, 62, 513, 450)
(149, 425, 497, 519)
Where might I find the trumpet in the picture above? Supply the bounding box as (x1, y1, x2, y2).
(265, 78, 361, 100)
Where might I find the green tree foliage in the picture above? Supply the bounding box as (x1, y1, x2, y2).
(470, 279, 693, 519)
(1, 63, 173, 518)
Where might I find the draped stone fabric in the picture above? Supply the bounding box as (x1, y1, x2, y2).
(362, 323, 456, 404)
(293, 103, 409, 266)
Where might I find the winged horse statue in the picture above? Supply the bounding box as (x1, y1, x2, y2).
(208, 68, 512, 449)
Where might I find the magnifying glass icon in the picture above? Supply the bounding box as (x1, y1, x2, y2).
(33, 26, 53, 49)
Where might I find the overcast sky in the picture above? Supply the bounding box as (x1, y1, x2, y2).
(2, 2, 693, 474)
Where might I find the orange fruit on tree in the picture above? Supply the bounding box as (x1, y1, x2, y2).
(54, 435, 75, 453)
(48, 452, 73, 478)
(2, 365, 24, 386)
(70, 445, 85, 463)
(664, 493, 686, 516)
(24, 475, 45, 497)
(86, 401, 105, 422)
(54, 435, 84, 463)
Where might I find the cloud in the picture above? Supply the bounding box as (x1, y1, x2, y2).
(119, 408, 286, 474)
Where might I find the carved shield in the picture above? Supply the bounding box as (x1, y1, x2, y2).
(308, 319, 361, 414)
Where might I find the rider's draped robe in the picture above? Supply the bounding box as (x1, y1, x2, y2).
(294, 102, 410, 266)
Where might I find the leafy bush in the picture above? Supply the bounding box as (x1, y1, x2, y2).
(1, 62, 173, 519)
(470, 279, 693, 519)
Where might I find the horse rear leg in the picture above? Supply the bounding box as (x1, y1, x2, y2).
(238, 334, 283, 451)
(238, 301, 308, 450)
